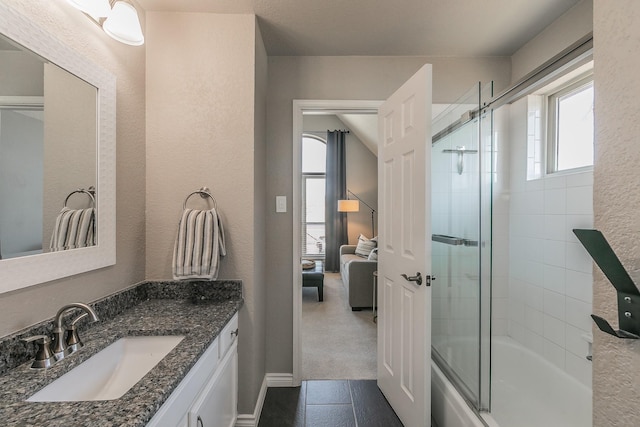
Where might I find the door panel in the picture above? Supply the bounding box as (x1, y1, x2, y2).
(377, 64, 432, 427)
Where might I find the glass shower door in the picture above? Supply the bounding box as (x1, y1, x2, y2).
(431, 82, 492, 411)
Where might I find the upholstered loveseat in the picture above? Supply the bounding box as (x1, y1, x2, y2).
(339, 245, 377, 310)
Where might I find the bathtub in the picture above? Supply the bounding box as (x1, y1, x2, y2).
(432, 336, 592, 427)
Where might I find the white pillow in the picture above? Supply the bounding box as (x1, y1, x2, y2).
(368, 248, 378, 261)
(355, 234, 377, 258)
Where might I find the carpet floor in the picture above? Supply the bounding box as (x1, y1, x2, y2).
(301, 272, 377, 380)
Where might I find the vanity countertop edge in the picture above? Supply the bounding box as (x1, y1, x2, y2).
(0, 280, 243, 427)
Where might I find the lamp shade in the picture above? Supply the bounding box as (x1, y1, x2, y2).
(67, 0, 111, 20)
(337, 199, 359, 212)
(103, 1, 145, 46)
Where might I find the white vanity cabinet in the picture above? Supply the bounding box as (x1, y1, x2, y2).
(146, 313, 239, 427)
(188, 337, 237, 427)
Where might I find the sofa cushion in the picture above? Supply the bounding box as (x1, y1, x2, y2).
(355, 234, 377, 258)
(340, 253, 361, 284)
(368, 248, 378, 261)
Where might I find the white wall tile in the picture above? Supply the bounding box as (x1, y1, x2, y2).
(510, 278, 525, 302)
(543, 240, 566, 268)
(523, 237, 544, 262)
(502, 106, 594, 382)
(524, 282, 544, 310)
(492, 297, 509, 320)
(543, 289, 566, 320)
(544, 188, 566, 215)
(544, 174, 566, 190)
(565, 269, 593, 303)
(566, 242, 593, 274)
(543, 339, 566, 369)
(493, 276, 509, 298)
(566, 297, 593, 331)
(493, 248, 510, 277)
(544, 214, 566, 241)
(565, 171, 593, 188)
(524, 190, 544, 214)
(525, 178, 544, 192)
(525, 214, 545, 238)
(525, 260, 545, 287)
(509, 319, 526, 344)
(566, 185, 593, 215)
(543, 264, 566, 294)
(543, 313, 566, 346)
(492, 319, 508, 336)
(510, 299, 525, 324)
(523, 328, 545, 355)
(525, 306, 544, 335)
(565, 323, 590, 358)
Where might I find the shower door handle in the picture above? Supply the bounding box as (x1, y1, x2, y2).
(401, 272, 423, 286)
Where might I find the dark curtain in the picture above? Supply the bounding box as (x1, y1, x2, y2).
(325, 130, 348, 272)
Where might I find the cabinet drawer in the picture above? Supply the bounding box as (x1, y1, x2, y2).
(218, 313, 238, 359)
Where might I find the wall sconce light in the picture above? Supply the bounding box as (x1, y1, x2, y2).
(67, 0, 144, 46)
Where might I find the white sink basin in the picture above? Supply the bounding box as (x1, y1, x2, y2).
(27, 335, 185, 402)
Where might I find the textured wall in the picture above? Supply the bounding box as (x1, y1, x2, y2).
(0, 0, 146, 337)
(593, 1, 640, 425)
(265, 55, 511, 373)
(145, 12, 265, 414)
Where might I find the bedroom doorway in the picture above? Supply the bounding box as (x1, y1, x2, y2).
(292, 100, 382, 384)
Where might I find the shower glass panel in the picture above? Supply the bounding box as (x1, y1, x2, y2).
(431, 82, 492, 411)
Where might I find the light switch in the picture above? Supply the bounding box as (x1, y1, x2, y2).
(276, 196, 287, 213)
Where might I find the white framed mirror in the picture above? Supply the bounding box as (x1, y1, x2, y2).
(0, 2, 116, 294)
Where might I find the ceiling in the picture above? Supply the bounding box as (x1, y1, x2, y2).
(136, 0, 582, 56)
(135, 0, 583, 152)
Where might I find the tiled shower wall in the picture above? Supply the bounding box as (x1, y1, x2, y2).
(496, 98, 593, 388)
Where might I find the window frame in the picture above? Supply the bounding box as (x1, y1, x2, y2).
(301, 134, 326, 260)
(546, 74, 594, 175)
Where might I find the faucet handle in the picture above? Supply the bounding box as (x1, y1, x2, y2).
(22, 335, 50, 344)
(66, 312, 89, 353)
(22, 335, 55, 369)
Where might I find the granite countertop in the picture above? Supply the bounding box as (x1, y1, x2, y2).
(0, 281, 243, 427)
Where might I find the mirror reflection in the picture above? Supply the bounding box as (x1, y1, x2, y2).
(0, 33, 97, 259)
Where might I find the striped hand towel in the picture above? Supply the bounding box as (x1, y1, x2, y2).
(173, 208, 226, 280)
(49, 207, 96, 251)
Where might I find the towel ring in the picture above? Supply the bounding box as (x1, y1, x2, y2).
(64, 186, 96, 208)
(183, 187, 217, 210)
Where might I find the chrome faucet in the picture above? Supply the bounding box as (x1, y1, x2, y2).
(51, 302, 99, 361)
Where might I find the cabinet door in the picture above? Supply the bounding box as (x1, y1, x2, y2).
(188, 341, 238, 427)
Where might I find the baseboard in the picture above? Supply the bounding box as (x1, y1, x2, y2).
(266, 372, 295, 387)
(235, 375, 268, 427)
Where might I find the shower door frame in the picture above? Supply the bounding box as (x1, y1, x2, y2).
(430, 82, 493, 414)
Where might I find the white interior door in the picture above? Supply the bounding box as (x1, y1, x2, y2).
(377, 64, 432, 427)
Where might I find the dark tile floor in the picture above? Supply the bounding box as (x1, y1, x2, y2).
(258, 379, 404, 427)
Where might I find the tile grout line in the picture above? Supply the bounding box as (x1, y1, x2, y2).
(303, 380, 308, 427)
(348, 380, 358, 427)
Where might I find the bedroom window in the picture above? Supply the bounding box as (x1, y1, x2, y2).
(301, 135, 326, 259)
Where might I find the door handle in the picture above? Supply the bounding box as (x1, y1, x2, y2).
(401, 272, 422, 286)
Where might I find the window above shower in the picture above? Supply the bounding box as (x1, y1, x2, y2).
(526, 62, 594, 180)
